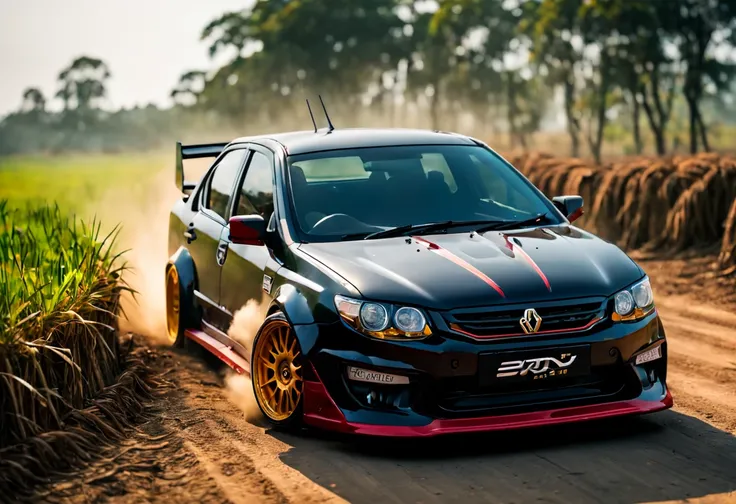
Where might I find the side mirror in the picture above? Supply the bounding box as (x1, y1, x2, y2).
(552, 195, 584, 223)
(229, 214, 266, 246)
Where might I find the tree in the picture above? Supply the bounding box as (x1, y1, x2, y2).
(20, 88, 46, 113)
(171, 71, 207, 106)
(55, 56, 111, 111)
(200, 0, 407, 124)
(523, 0, 587, 157)
(429, 0, 545, 143)
(664, 0, 736, 153)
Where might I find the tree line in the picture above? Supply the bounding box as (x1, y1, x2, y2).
(2, 0, 735, 161)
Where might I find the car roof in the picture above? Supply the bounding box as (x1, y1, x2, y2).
(232, 128, 477, 155)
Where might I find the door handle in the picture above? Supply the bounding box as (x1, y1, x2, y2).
(216, 242, 228, 266)
(184, 225, 197, 244)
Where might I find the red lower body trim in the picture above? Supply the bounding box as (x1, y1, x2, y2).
(184, 329, 250, 375)
(302, 374, 673, 437)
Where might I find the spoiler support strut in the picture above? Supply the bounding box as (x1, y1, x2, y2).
(175, 141, 228, 193)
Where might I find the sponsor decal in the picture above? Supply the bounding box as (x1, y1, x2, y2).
(635, 345, 662, 365)
(497, 352, 577, 380)
(262, 274, 273, 294)
(347, 366, 409, 385)
(519, 308, 542, 334)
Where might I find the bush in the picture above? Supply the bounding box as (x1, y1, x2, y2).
(0, 200, 127, 449)
(509, 153, 736, 274)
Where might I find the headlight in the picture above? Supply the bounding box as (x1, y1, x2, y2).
(360, 303, 389, 331)
(334, 295, 431, 340)
(612, 276, 655, 322)
(394, 307, 426, 333)
(614, 290, 634, 316)
(631, 278, 653, 307)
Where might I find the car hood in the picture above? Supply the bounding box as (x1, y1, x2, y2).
(298, 226, 644, 310)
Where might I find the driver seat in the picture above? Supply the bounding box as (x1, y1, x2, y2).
(290, 165, 325, 229)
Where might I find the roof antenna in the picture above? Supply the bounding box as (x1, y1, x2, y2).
(306, 99, 317, 133)
(318, 94, 335, 132)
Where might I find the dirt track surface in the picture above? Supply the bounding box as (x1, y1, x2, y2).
(43, 267, 736, 504)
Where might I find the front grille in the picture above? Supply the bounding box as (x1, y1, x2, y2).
(444, 298, 607, 338)
(431, 363, 638, 415)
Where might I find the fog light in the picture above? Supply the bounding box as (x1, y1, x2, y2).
(347, 366, 409, 385)
(635, 345, 662, 365)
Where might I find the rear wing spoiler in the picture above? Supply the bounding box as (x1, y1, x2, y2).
(175, 141, 228, 193)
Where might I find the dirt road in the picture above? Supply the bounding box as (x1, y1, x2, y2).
(45, 284, 736, 503)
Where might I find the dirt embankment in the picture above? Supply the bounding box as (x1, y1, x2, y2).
(34, 258, 736, 504)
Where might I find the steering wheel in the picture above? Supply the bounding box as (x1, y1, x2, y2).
(309, 213, 374, 234)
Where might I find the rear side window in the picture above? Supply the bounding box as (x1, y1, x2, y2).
(206, 149, 247, 219)
(234, 151, 275, 220)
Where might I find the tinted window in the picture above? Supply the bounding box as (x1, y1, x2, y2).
(293, 156, 369, 182)
(287, 145, 559, 241)
(234, 151, 274, 219)
(207, 149, 246, 219)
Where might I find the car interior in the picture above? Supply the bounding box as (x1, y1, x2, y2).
(288, 150, 543, 237)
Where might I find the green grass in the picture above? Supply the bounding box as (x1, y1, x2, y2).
(0, 153, 169, 214)
(0, 153, 168, 451)
(0, 200, 128, 448)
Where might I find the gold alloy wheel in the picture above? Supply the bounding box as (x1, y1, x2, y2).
(253, 320, 303, 421)
(165, 267, 180, 344)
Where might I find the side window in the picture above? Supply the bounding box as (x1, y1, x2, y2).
(234, 151, 275, 220)
(206, 149, 247, 219)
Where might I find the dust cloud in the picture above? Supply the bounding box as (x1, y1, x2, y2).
(85, 164, 181, 344)
(224, 299, 269, 421)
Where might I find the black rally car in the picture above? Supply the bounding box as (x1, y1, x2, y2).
(165, 111, 670, 437)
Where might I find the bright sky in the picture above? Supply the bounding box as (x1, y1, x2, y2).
(0, 0, 250, 116)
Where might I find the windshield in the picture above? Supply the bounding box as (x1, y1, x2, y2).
(287, 144, 561, 241)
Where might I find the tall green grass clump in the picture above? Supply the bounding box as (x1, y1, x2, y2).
(0, 199, 128, 449)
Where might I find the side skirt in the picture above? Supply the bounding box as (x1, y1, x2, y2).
(184, 329, 250, 376)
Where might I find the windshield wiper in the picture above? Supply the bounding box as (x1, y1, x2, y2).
(362, 219, 505, 240)
(475, 212, 549, 233)
(339, 231, 374, 241)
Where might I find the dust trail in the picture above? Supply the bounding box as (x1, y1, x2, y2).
(86, 164, 181, 344)
(224, 299, 269, 421)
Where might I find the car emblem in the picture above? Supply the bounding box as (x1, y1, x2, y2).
(520, 308, 542, 334)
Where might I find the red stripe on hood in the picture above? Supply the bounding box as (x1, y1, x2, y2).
(413, 236, 505, 298)
(504, 236, 552, 292)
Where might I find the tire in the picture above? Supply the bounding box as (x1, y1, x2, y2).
(251, 312, 304, 428)
(165, 265, 189, 347)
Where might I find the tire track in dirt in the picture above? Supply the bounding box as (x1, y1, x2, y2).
(656, 296, 736, 433)
(40, 293, 736, 504)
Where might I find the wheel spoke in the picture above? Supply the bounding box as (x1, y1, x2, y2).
(286, 390, 295, 412)
(260, 376, 277, 388)
(253, 320, 304, 421)
(288, 337, 297, 355)
(279, 328, 287, 353)
(260, 355, 275, 370)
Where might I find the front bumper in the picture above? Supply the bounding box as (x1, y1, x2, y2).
(298, 309, 671, 437)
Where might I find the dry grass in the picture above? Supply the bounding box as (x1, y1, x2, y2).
(0, 200, 163, 500)
(510, 152, 736, 275)
(0, 201, 129, 448)
(718, 199, 736, 276)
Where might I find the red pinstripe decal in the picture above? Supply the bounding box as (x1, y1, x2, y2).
(413, 236, 505, 298)
(504, 236, 552, 292)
